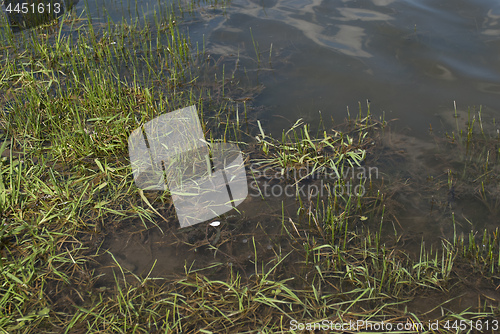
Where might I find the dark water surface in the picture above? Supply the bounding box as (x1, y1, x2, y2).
(81, 0, 500, 136)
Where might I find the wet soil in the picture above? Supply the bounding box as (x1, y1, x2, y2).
(93, 189, 302, 284)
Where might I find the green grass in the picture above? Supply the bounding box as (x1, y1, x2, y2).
(1, 0, 500, 333)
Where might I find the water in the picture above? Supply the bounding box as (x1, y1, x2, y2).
(72, 0, 500, 135)
(231, 0, 500, 135)
(65, 0, 500, 272)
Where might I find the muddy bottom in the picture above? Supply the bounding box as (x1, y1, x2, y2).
(94, 192, 302, 284)
(369, 124, 500, 253)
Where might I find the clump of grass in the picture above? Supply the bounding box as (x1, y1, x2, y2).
(257, 108, 500, 327)
(0, 0, 258, 331)
(253, 117, 374, 182)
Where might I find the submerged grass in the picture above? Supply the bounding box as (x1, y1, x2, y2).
(0, 1, 500, 333)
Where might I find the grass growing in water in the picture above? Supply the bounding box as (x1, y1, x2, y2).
(0, 1, 500, 333)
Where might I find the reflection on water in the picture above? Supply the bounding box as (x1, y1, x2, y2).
(75, 0, 500, 135)
(203, 0, 500, 136)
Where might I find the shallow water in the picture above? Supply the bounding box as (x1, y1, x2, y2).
(69, 0, 500, 135)
(67, 0, 500, 275)
(3, 0, 496, 135)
